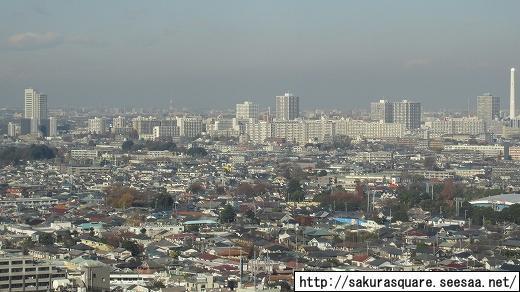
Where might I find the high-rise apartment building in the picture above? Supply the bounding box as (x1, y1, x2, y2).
(49, 117, 58, 137)
(276, 92, 299, 121)
(392, 100, 422, 129)
(7, 122, 19, 137)
(370, 100, 394, 122)
(24, 88, 48, 120)
(88, 117, 107, 134)
(133, 117, 161, 136)
(113, 116, 126, 128)
(24, 88, 48, 134)
(236, 101, 259, 120)
(477, 93, 500, 121)
(176, 116, 203, 138)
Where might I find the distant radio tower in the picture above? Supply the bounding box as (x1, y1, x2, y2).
(511, 68, 516, 119)
(169, 98, 174, 112)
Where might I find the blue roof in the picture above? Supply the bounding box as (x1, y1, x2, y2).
(79, 222, 104, 230)
(333, 217, 367, 225)
(183, 219, 217, 225)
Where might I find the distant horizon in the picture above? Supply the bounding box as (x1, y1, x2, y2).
(1, 83, 516, 113)
(1, 1, 519, 111)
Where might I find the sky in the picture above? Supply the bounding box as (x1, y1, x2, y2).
(0, 0, 519, 112)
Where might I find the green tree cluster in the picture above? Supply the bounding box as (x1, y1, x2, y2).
(0, 144, 56, 163)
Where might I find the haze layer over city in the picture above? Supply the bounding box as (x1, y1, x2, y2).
(1, 1, 520, 292)
(1, 1, 520, 111)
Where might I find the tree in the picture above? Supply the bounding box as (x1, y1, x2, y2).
(150, 280, 166, 289)
(122, 240, 142, 256)
(424, 156, 436, 170)
(154, 193, 174, 211)
(216, 185, 227, 196)
(145, 140, 177, 151)
(287, 179, 305, 202)
(38, 233, 55, 245)
(278, 163, 306, 182)
(122, 140, 134, 152)
(499, 204, 520, 224)
(315, 187, 363, 211)
(252, 183, 268, 195)
(0, 144, 57, 163)
(317, 170, 328, 177)
(245, 209, 259, 224)
(186, 147, 208, 157)
(391, 206, 409, 222)
(188, 182, 205, 195)
(220, 204, 237, 223)
(440, 179, 455, 208)
(236, 182, 254, 197)
(106, 186, 143, 208)
(227, 280, 238, 290)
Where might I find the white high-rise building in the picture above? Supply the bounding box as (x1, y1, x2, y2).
(49, 117, 58, 137)
(392, 100, 422, 129)
(113, 116, 126, 128)
(24, 88, 48, 134)
(7, 122, 19, 137)
(276, 92, 299, 121)
(370, 100, 394, 122)
(24, 88, 48, 120)
(477, 93, 500, 121)
(88, 117, 107, 134)
(236, 101, 259, 120)
(176, 116, 203, 138)
(511, 68, 516, 119)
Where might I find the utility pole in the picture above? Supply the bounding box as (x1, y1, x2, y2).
(253, 249, 257, 292)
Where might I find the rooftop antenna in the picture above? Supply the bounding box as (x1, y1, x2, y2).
(467, 96, 471, 117)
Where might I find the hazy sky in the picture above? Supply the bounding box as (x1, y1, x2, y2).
(1, 0, 519, 111)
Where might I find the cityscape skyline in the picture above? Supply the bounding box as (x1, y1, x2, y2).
(3, 2, 520, 289)
(0, 1, 519, 110)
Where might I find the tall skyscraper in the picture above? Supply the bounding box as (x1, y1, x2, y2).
(276, 92, 299, 121)
(370, 100, 394, 122)
(477, 93, 500, 121)
(24, 88, 48, 134)
(511, 68, 516, 119)
(236, 101, 259, 120)
(24, 88, 48, 120)
(49, 117, 58, 137)
(393, 100, 422, 129)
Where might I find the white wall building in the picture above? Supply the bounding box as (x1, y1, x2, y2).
(176, 116, 203, 138)
(236, 101, 259, 120)
(276, 92, 299, 121)
(88, 117, 107, 134)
